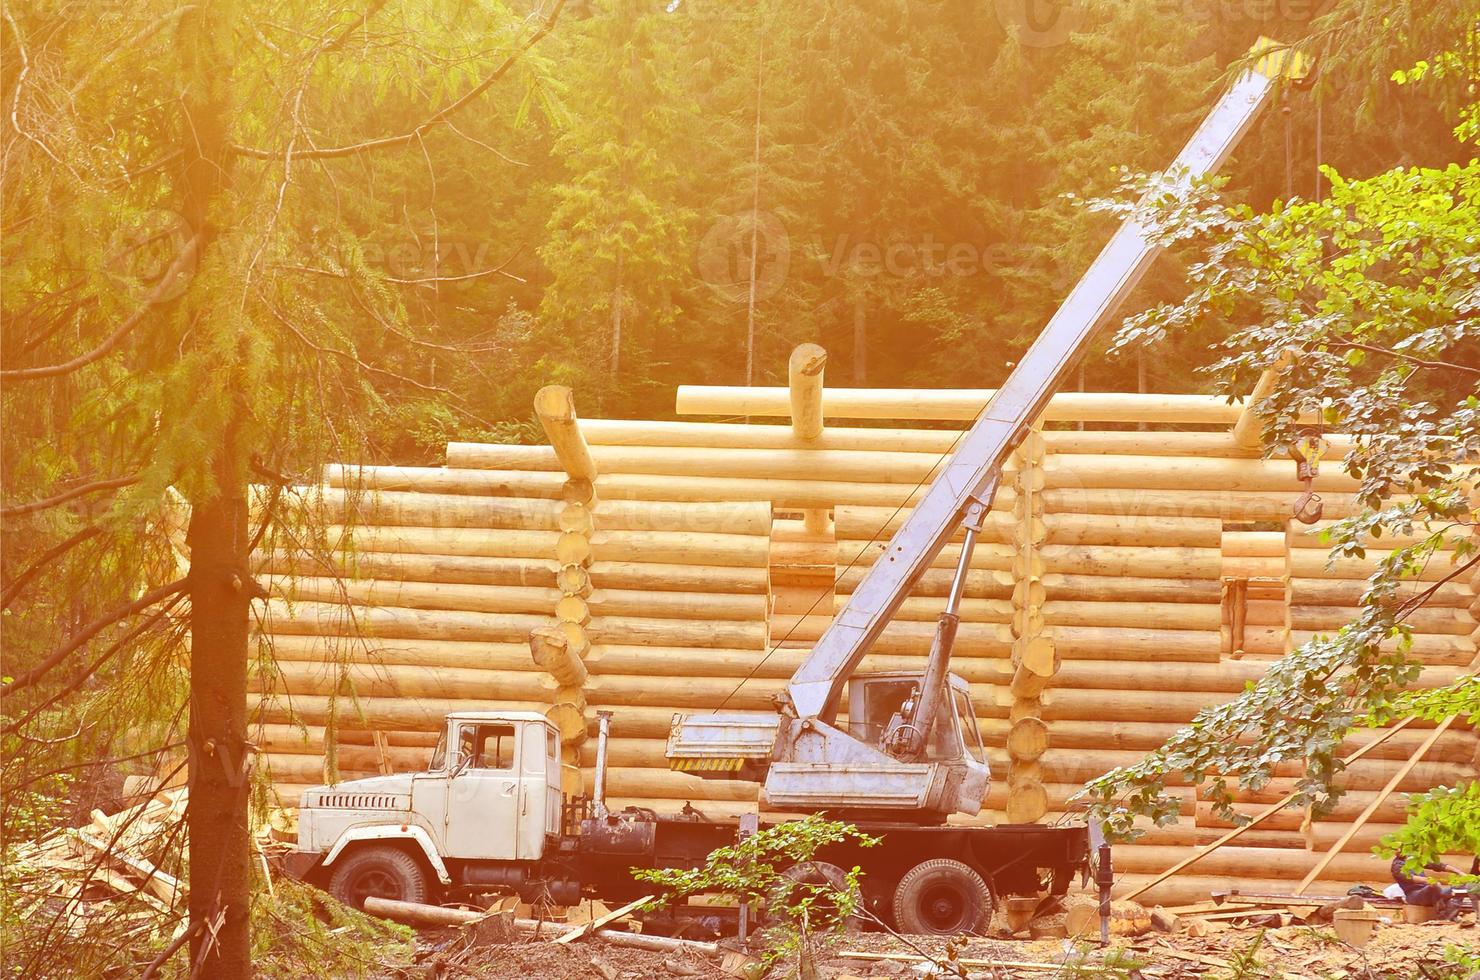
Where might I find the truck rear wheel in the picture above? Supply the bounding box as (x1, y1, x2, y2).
(328, 846, 429, 909)
(892, 859, 992, 936)
(769, 860, 863, 932)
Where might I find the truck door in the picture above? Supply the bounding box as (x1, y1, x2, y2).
(443, 722, 521, 860)
(514, 723, 558, 859)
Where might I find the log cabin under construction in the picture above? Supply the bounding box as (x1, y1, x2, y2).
(252, 345, 1480, 907)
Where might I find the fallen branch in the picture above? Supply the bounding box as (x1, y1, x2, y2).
(361, 897, 718, 955)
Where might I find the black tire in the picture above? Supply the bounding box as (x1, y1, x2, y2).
(768, 860, 864, 933)
(891, 858, 992, 936)
(328, 846, 429, 910)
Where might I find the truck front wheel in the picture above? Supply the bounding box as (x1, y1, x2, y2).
(891, 859, 992, 936)
(328, 846, 430, 909)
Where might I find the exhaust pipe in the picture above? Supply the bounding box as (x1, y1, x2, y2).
(593, 710, 613, 818)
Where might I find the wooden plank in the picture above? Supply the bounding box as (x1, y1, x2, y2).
(553, 894, 653, 945)
(839, 951, 1067, 971)
(1123, 717, 1414, 901)
(1295, 715, 1456, 894)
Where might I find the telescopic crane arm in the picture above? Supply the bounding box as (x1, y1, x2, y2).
(789, 40, 1310, 726)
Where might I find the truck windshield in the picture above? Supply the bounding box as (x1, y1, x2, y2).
(953, 689, 987, 765)
(429, 731, 447, 771)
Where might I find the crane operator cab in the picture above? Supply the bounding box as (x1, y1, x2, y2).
(667, 669, 991, 820)
(853, 671, 989, 766)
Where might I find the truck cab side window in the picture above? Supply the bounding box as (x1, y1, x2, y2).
(471, 724, 516, 770)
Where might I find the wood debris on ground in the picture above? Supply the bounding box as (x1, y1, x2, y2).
(5, 783, 290, 942)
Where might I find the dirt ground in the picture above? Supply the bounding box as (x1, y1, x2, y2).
(406, 914, 1477, 979)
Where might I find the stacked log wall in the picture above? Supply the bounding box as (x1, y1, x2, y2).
(249, 378, 1476, 907)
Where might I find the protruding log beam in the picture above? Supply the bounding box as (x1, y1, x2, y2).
(530, 625, 588, 687)
(1231, 351, 1295, 450)
(546, 701, 589, 744)
(534, 385, 597, 481)
(788, 343, 828, 440)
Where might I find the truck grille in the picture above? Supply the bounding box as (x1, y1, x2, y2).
(308, 792, 405, 810)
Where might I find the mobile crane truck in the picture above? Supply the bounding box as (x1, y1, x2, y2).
(285, 40, 1308, 935)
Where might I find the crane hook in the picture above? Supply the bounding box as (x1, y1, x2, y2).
(1287, 426, 1326, 524)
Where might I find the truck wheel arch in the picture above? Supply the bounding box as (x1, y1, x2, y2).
(323, 825, 451, 886)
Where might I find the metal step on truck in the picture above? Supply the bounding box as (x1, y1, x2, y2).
(284, 38, 1307, 936)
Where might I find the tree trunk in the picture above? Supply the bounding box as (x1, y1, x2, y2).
(176, 4, 250, 976)
(744, 36, 764, 387)
(852, 299, 866, 383)
(611, 249, 623, 385)
(186, 445, 252, 979)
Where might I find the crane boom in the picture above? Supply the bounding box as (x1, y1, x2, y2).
(789, 46, 1303, 723)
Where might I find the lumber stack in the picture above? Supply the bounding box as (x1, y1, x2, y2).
(249, 345, 1477, 907)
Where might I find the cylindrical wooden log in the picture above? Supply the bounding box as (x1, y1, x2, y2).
(1040, 488, 1404, 522)
(837, 539, 1223, 579)
(258, 550, 559, 590)
(261, 549, 770, 595)
(1288, 551, 1460, 582)
(1044, 456, 1360, 493)
(835, 506, 1014, 543)
(257, 661, 557, 702)
(535, 385, 598, 481)
(562, 478, 598, 507)
(1231, 350, 1295, 449)
(788, 343, 827, 440)
(251, 693, 548, 730)
(1006, 717, 1050, 761)
(1292, 605, 1473, 634)
(257, 723, 439, 751)
(1006, 781, 1049, 824)
(675, 387, 1242, 424)
(834, 564, 1015, 599)
(1009, 652, 1060, 699)
(329, 526, 768, 568)
(546, 701, 588, 744)
(1109, 843, 1408, 882)
(450, 442, 964, 487)
(558, 502, 595, 536)
(530, 626, 588, 687)
(581, 418, 1333, 457)
(325, 463, 564, 499)
(1222, 531, 1286, 558)
(308, 488, 564, 530)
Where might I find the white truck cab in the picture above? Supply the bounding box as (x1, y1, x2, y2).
(291, 710, 562, 906)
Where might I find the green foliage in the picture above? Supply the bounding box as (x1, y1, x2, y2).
(1077, 17, 1479, 843)
(632, 815, 878, 967)
(1379, 783, 1480, 873)
(244, 876, 415, 980)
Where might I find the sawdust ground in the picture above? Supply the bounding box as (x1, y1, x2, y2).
(408, 916, 1476, 979)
